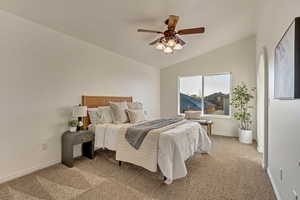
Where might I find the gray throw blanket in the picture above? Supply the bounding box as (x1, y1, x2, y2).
(125, 117, 184, 150)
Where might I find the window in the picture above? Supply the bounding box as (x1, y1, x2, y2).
(179, 73, 231, 117)
(179, 76, 202, 113)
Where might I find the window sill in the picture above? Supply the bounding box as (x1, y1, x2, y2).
(178, 113, 232, 120)
(202, 114, 232, 120)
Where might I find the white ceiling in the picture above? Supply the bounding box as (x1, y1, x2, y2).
(0, 0, 257, 68)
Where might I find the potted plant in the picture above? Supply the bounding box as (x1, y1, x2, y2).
(68, 119, 78, 132)
(231, 83, 255, 144)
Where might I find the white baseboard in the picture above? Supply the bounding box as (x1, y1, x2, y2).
(267, 168, 281, 200)
(212, 131, 238, 137)
(0, 159, 60, 184)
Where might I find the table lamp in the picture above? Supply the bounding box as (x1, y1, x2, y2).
(72, 105, 87, 130)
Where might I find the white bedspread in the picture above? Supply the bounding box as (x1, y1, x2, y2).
(158, 122, 211, 183)
(92, 123, 124, 151)
(91, 121, 211, 184)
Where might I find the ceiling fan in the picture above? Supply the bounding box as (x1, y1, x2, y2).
(137, 15, 205, 54)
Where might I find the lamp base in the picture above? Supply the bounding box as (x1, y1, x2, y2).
(77, 117, 83, 131)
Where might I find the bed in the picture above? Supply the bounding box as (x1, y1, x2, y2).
(82, 96, 212, 184)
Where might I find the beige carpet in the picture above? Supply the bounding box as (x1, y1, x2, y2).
(0, 136, 276, 200)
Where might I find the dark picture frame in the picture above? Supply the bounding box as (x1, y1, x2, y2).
(274, 17, 300, 99)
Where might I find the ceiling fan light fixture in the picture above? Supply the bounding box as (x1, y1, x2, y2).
(138, 15, 205, 54)
(163, 46, 173, 54)
(155, 42, 165, 50)
(173, 43, 183, 50)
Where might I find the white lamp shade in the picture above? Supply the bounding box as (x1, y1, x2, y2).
(174, 43, 183, 50)
(163, 46, 173, 54)
(167, 39, 176, 47)
(72, 105, 87, 117)
(155, 43, 165, 50)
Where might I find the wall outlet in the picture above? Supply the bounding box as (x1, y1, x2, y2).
(293, 190, 298, 200)
(280, 168, 283, 182)
(42, 143, 48, 151)
(144, 110, 148, 116)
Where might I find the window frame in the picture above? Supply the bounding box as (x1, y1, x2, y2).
(177, 72, 232, 119)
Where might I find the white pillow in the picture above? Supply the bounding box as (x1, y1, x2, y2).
(109, 102, 129, 123)
(88, 108, 102, 125)
(126, 109, 145, 123)
(128, 102, 143, 110)
(97, 106, 113, 123)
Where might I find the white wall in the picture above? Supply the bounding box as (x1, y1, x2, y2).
(160, 36, 256, 137)
(0, 10, 160, 183)
(257, 1, 300, 199)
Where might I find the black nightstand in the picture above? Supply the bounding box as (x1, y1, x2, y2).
(62, 130, 95, 167)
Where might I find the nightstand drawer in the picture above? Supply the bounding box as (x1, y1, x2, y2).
(73, 133, 94, 145)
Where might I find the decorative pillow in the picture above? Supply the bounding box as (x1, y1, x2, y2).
(88, 108, 102, 125)
(109, 101, 129, 123)
(126, 109, 145, 123)
(128, 102, 143, 110)
(97, 106, 113, 123)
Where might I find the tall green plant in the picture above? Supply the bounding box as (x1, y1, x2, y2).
(231, 83, 255, 130)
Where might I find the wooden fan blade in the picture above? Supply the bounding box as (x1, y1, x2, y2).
(177, 27, 205, 35)
(138, 29, 163, 34)
(149, 38, 162, 45)
(167, 15, 179, 30)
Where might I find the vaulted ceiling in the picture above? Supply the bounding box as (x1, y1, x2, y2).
(0, 0, 257, 68)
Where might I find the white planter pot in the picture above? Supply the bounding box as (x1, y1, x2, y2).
(69, 127, 77, 132)
(239, 129, 253, 144)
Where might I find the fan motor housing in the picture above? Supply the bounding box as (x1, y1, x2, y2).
(164, 30, 176, 39)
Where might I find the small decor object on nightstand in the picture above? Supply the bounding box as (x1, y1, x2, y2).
(68, 119, 78, 132)
(72, 105, 87, 130)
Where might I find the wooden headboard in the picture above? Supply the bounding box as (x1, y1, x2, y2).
(82, 96, 133, 129)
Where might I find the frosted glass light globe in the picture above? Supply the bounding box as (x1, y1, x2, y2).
(156, 42, 165, 50)
(164, 46, 173, 54)
(167, 39, 176, 47)
(173, 43, 183, 50)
